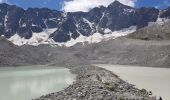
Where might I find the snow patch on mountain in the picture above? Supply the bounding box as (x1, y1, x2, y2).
(8, 26, 136, 47)
(156, 18, 170, 25)
(148, 18, 170, 26)
(83, 18, 94, 29)
(55, 26, 136, 47)
(8, 28, 57, 46)
(123, 8, 135, 15)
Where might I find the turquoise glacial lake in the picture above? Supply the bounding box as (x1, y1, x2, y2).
(0, 66, 75, 100)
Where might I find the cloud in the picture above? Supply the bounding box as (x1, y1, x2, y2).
(63, 0, 137, 12)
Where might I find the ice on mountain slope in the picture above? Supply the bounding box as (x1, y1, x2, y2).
(123, 8, 135, 15)
(156, 18, 170, 25)
(83, 18, 94, 29)
(148, 18, 170, 26)
(148, 11, 170, 26)
(4, 12, 8, 32)
(55, 26, 136, 47)
(8, 26, 136, 47)
(9, 28, 57, 46)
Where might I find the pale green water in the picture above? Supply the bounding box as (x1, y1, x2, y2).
(96, 64, 170, 100)
(0, 66, 75, 100)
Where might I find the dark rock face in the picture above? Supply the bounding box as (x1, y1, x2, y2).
(98, 2, 159, 31)
(17, 8, 62, 39)
(0, 3, 25, 38)
(0, 1, 169, 43)
(160, 7, 170, 18)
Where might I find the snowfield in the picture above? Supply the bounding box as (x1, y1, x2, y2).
(8, 26, 136, 47)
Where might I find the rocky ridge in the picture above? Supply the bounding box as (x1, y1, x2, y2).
(34, 65, 154, 100)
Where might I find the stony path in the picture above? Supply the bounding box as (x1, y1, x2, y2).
(34, 65, 155, 100)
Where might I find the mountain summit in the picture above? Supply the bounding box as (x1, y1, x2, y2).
(108, 0, 126, 7)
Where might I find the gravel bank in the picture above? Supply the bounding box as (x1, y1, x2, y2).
(34, 65, 155, 100)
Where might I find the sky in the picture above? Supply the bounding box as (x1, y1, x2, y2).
(0, 0, 170, 12)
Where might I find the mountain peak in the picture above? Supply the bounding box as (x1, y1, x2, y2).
(113, 0, 121, 4)
(108, 0, 129, 9)
(110, 0, 123, 6)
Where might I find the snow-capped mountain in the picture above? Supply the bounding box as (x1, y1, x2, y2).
(0, 1, 169, 46)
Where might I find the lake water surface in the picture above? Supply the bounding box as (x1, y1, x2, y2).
(96, 64, 170, 100)
(0, 66, 75, 100)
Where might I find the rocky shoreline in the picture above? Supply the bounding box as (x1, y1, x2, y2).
(34, 65, 155, 100)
